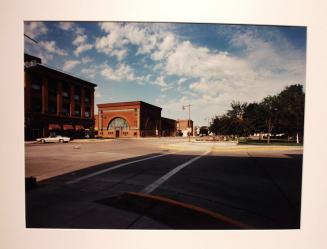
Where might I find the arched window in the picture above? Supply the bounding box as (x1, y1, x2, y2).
(108, 117, 129, 130)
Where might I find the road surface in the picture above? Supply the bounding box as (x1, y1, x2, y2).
(25, 138, 303, 229)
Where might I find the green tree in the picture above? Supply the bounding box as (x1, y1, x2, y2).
(260, 95, 280, 144)
(277, 84, 305, 143)
(210, 102, 250, 138)
(243, 102, 266, 136)
(199, 126, 209, 135)
(210, 84, 305, 144)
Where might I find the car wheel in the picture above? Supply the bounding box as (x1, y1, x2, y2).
(41, 139, 45, 144)
(59, 139, 64, 143)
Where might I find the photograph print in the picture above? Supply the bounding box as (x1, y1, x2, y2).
(24, 21, 306, 229)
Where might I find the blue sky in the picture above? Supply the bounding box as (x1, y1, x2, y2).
(24, 22, 306, 126)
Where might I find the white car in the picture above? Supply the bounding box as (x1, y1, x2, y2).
(36, 135, 70, 143)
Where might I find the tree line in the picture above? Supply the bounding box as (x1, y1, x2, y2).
(208, 84, 305, 144)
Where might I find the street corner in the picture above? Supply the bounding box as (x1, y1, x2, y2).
(96, 192, 251, 229)
(70, 138, 115, 143)
(211, 145, 304, 152)
(160, 142, 214, 152)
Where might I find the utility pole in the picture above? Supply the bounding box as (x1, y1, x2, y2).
(182, 104, 191, 142)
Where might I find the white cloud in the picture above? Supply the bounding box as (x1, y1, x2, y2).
(151, 33, 177, 61)
(73, 34, 87, 45)
(152, 28, 305, 125)
(24, 22, 68, 62)
(39, 41, 68, 56)
(111, 49, 128, 61)
(24, 22, 48, 39)
(151, 75, 173, 92)
(96, 22, 172, 60)
(58, 22, 74, 31)
(63, 60, 81, 71)
(26, 50, 54, 64)
(100, 63, 136, 81)
(165, 41, 254, 82)
(81, 56, 93, 64)
(153, 75, 168, 88)
(81, 65, 98, 79)
(74, 43, 93, 56)
(72, 33, 93, 57)
(178, 77, 188, 85)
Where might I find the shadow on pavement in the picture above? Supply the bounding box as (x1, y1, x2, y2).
(25, 152, 303, 229)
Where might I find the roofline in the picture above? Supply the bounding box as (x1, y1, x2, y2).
(161, 117, 177, 122)
(177, 119, 194, 122)
(97, 101, 162, 110)
(25, 63, 97, 87)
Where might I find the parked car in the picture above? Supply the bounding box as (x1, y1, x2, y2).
(36, 135, 70, 143)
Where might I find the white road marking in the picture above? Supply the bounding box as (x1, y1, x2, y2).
(141, 150, 211, 194)
(66, 153, 171, 184)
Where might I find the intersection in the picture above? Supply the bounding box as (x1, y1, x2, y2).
(25, 138, 303, 229)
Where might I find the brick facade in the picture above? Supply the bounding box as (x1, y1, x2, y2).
(96, 101, 176, 138)
(176, 119, 194, 136)
(24, 54, 97, 140)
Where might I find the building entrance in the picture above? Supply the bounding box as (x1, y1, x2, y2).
(115, 130, 120, 137)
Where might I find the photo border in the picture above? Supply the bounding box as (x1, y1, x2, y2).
(1, 0, 327, 249)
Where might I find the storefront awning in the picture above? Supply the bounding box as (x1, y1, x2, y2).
(48, 124, 61, 130)
(63, 124, 74, 130)
(75, 125, 84, 131)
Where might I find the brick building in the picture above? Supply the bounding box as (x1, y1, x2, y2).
(95, 101, 176, 138)
(176, 119, 194, 137)
(24, 54, 97, 140)
(161, 117, 177, 137)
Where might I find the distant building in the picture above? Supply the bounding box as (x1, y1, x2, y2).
(24, 54, 97, 140)
(176, 119, 194, 137)
(95, 101, 176, 138)
(194, 126, 200, 136)
(161, 117, 177, 137)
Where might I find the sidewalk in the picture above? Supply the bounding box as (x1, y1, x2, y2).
(161, 141, 303, 152)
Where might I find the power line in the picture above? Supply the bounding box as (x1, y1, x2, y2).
(24, 34, 39, 44)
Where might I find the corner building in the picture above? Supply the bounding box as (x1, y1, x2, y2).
(24, 54, 97, 140)
(97, 101, 173, 138)
(176, 119, 194, 136)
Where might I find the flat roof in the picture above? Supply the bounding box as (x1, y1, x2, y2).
(98, 101, 162, 110)
(177, 119, 194, 122)
(161, 117, 176, 122)
(25, 63, 97, 88)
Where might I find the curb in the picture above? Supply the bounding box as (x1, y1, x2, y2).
(161, 144, 303, 152)
(70, 139, 114, 143)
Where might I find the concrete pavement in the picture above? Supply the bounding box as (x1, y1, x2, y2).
(25, 139, 303, 229)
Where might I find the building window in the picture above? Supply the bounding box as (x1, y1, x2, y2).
(108, 117, 129, 130)
(74, 86, 81, 102)
(48, 79, 57, 114)
(62, 107, 69, 116)
(62, 83, 70, 98)
(74, 101, 81, 116)
(62, 91, 69, 97)
(31, 83, 41, 90)
(48, 105, 56, 114)
(30, 75, 42, 112)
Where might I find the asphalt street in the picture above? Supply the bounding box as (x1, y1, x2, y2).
(25, 138, 303, 229)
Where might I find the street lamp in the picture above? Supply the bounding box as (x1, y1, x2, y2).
(182, 104, 191, 142)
